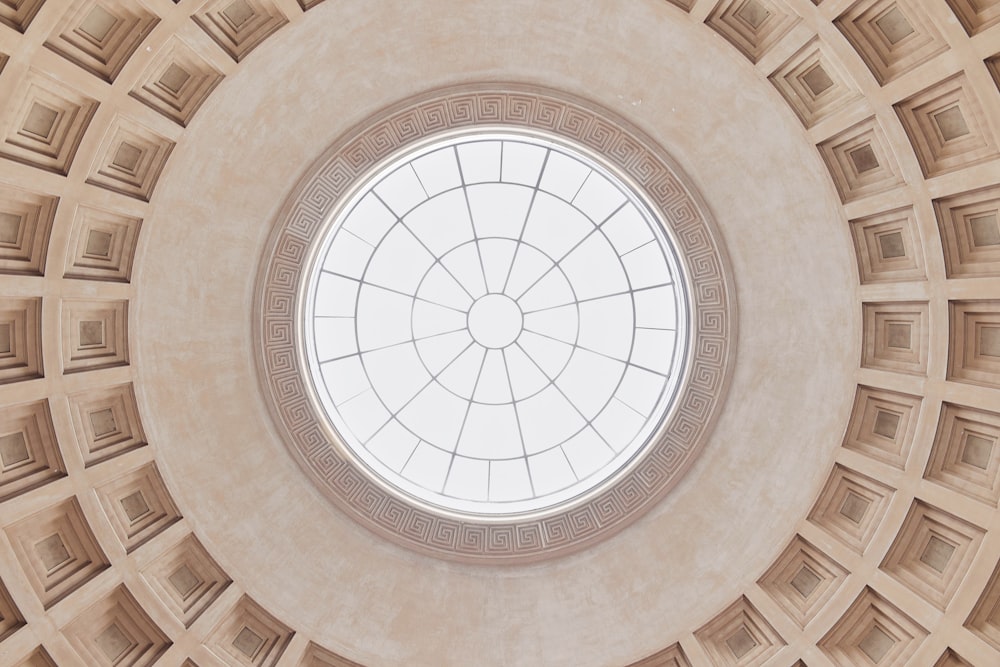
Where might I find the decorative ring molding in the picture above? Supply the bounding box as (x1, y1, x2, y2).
(254, 83, 737, 562)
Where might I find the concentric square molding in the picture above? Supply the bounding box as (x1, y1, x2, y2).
(302, 642, 367, 667)
(769, 38, 861, 128)
(96, 462, 181, 553)
(63, 204, 142, 282)
(67, 382, 146, 466)
(63, 584, 171, 666)
(925, 402, 1000, 505)
(965, 555, 1000, 651)
(880, 500, 985, 610)
(0, 0, 45, 33)
(843, 385, 921, 468)
(193, 0, 289, 63)
(758, 534, 848, 628)
(835, 0, 948, 85)
(0, 182, 57, 276)
(935, 648, 974, 666)
(945, 0, 1000, 35)
(861, 301, 929, 376)
(61, 298, 129, 374)
(849, 207, 926, 283)
(5, 496, 109, 609)
(141, 533, 231, 628)
(948, 300, 1000, 388)
(819, 587, 928, 665)
(894, 72, 1000, 179)
(85, 115, 175, 202)
(129, 37, 224, 128)
(0, 70, 99, 175)
(0, 399, 66, 502)
(934, 184, 1000, 278)
(255, 84, 735, 562)
(44, 0, 159, 83)
(206, 595, 294, 667)
(818, 117, 903, 203)
(705, 0, 800, 64)
(14, 647, 57, 667)
(808, 464, 894, 553)
(0, 296, 43, 384)
(694, 596, 785, 666)
(0, 574, 25, 641)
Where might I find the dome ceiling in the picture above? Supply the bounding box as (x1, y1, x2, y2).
(0, 0, 997, 666)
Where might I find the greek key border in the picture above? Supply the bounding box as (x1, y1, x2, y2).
(254, 84, 737, 563)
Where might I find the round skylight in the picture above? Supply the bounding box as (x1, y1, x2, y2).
(302, 129, 690, 516)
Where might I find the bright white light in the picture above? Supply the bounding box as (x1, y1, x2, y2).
(303, 130, 689, 516)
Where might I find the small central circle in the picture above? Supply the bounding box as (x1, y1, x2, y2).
(467, 294, 523, 348)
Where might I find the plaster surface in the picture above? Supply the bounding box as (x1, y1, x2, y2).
(134, 1, 858, 665)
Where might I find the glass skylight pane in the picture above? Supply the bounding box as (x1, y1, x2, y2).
(303, 130, 689, 515)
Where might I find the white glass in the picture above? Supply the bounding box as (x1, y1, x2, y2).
(303, 130, 690, 516)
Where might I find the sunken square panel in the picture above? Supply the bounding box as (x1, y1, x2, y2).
(694, 596, 784, 666)
(0, 575, 25, 641)
(0, 296, 43, 384)
(935, 184, 1000, 278)
(5, 496, 109, 609)
(862, 301, 928, 376)
(758, 535, 848, 628)
(925, 402, 1000, 505)
(880, 500, 985, 609)
(67, 382, 146, 466)
(817, 117, 903, 203)
(0, 0, 45, 33)
(141, 533, 231, 628)
(206, 595, 294, 667)
(705, 0, 800, 64)
(808, 464, 894, 553)
(97, 463, 181, 553)
(44, 0, 160, 83)
(850, 207, 925, 283)
(63, 205, 141, 282)
(193, 0, 290, 63)
(945, 0, 1000, 35)
(843, 385, 921, 468)
(625, 643, 691, 667)
(0, 183, 56, 276)
(130, 37, 224, 127)
(948, 300, 1000, 388)
(934, 648, 974, 667)
(61, 298, 128, 374)
(297, 0, 328, 9)
(63, 584, 170, 666)
(13, 646, 57, 667)
(894, 72, 999, 178)
(965, 556, 1000, 651)
(0, 399, 66, 502)
(820, 587, 927, 665)
(769, 38, 861, 128)
(0, 70, 99, 175)
(85, 115, 175, 202)
(834, 0, 948, 85)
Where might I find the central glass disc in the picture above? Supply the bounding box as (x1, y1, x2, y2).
(303, 129, 689, 516)
(467, 294, 523, 348)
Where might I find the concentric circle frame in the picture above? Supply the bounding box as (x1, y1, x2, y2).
(254, 83, 738, 563)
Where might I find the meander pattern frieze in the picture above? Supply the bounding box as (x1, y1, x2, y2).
(255, 85, 737, 561)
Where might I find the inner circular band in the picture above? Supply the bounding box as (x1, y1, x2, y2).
(468, 294, 523, 348)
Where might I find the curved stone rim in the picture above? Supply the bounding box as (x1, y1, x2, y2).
(254, 83, 738, 563)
